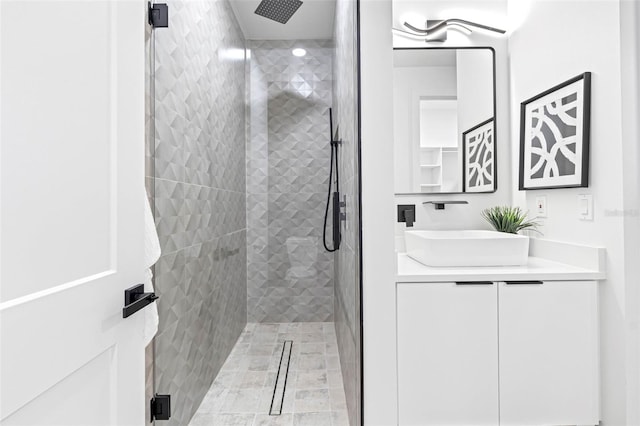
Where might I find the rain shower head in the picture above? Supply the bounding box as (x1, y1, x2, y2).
(254, 0, 303, 24)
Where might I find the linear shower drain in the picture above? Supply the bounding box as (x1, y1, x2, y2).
(269, 340, 293, 415)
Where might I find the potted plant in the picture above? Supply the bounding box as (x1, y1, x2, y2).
(481, 206, 541, 234)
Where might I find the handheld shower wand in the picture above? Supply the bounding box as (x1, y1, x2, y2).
(323, 108, 341, 252)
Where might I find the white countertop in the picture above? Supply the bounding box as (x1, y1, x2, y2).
(397, 253, 606, 282)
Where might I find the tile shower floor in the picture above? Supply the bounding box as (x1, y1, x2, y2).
(189, 322, 350, 426)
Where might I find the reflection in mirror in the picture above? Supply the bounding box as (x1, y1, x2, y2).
(393, 48, 496, 194)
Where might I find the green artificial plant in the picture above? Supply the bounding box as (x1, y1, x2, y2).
(481, 206, 541, 234)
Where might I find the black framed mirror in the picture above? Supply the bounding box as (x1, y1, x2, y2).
(392, 47, 497, 194)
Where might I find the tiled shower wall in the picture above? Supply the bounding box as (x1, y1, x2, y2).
(332, 0, 362, 424)
(246, 40, 335, 323)
(148, 1, 247, 425)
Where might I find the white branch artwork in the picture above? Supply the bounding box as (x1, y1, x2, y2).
(520, 73, 590, 190)
(463, 118, 495, 193)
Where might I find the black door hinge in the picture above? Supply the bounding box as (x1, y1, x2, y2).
(150, 394, 171, 422)
(148, 2, 169, 28)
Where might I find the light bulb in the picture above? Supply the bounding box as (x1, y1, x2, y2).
(292, 48, 306, 57)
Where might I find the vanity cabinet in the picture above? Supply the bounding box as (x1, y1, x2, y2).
(498, 280, 599, 425)
(397, 280, 599, 426)
(397, 281, 499, 425)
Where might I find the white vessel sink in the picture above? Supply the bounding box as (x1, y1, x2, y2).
(404, 230, 530, 267)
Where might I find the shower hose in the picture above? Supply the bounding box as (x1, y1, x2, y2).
(323, 109, 340, 252)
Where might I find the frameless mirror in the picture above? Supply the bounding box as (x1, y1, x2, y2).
(393, 47, 497, 194)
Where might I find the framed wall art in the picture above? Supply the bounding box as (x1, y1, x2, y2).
(519, 72, 591, 190)
(462, 118, 495, 193)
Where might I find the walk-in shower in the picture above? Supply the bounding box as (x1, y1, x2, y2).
(145, 1, 361, 425)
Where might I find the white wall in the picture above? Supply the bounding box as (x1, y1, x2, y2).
(456, 49, 493, 142)
(619, 2, 640, 422)
(508, 0, 640, 423)
(456, 50, 494, 193)
(393, 65, 456, 191)
(420, 99, 458, 148)
(360, 1, 398, 425)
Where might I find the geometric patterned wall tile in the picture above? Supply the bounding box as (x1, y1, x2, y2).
(335, 295, 358, 426)
(154, 251, 186, 378)
(149, 0, 247, 424)
(184, 183, 212, 246)
(246, 39, 334, 323)
(155, 179, 185, 254)
(155, 103, 186, 183)
(332, 0, 361, 423)
(184, 136, 210, 187)
(145, 342, 154, 425)
(209, 188, 246, 239)
(248, 294, 333, 323)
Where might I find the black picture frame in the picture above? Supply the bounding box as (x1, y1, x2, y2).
(518, 72, 591, 190)
(462, 118, 495, 193)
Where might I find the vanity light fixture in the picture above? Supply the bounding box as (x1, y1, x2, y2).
(394, 19, 505, 42)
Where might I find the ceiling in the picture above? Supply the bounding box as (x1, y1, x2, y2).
(229, 0, 336, 40)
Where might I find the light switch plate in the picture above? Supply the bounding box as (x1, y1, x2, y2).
(578, 194, 593, 220)
(535, 196, 547, 218)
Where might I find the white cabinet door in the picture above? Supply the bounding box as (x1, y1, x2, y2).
(498, 281, 599, 425)
(1, 1, 146, 425)
(397, 282, 499, 425)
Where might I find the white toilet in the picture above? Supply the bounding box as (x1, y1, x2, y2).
(285, 236, 317, 279)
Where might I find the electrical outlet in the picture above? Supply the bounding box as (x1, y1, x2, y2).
(535, 196, 547, 218)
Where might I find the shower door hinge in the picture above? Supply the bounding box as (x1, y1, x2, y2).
(150, 394, 171, 422)
(148, 2, 169, 28)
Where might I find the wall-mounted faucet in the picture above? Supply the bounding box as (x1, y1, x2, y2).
(423, 200, 469, 210)
(397, 205, 416, 227)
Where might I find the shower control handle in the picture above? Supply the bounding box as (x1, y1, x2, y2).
(332, 192, 342, 248)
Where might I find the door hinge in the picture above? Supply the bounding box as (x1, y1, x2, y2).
(148, 2, 169, 28)
(150, 394, 171, 422)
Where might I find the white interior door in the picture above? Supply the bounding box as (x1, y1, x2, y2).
(0, 1, 146, 425)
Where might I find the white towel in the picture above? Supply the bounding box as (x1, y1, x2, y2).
(143, 192, 161, 346)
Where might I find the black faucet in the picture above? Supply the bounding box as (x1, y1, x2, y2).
(397, 205, 415, 227)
